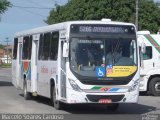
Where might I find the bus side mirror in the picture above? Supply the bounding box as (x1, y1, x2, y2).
(63, 42, 69, 57)
(141, 42, 146, 54)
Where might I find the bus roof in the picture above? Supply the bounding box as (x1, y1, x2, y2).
(14, 20, 135, 37)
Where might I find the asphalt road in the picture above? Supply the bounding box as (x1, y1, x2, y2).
(0, 68, 160, 120)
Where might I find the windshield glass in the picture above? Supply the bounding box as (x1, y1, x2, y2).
(69, 24, 137, 78)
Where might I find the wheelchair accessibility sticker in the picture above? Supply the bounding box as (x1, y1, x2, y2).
(96, 67, 105, 77)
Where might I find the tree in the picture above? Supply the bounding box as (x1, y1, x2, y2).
(0, 44, 4, 49)
(0, 0, 10, 19)
(139, 0, 160, 33)
(46, 0, 160, 33)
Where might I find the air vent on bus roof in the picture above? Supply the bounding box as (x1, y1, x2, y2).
(137, 31, 150, 35)
(101, 18, 111, 22)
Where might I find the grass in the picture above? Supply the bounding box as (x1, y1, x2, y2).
(0, 63, 11, 68)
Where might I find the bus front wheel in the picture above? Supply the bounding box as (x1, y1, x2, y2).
(51, 86, 63, 110)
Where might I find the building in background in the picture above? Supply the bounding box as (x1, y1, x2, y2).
(0, 45, 12, 64)
(0, 48, 5, 65)
(0, 48, 5, 58)
(4, 45, 12, 57)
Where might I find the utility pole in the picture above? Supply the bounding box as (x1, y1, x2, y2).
(5, 37, 10, 64)
(135, 0, 139, 30)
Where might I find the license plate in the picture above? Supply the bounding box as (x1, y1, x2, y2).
(99, 99, 112, 104)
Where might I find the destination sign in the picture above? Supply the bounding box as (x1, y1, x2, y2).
(70, 24, 135, 34)
(79, 26, 124, 33)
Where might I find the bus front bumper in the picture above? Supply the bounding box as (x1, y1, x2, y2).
(65, 87, 139, 104)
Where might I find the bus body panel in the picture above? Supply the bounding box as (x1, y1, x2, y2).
(37, 61, 58, 98)
(12, 60, 17, 87)
(31, 34, 39, 93)
(17, 39, 23, 89)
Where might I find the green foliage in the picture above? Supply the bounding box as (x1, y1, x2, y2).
(139, 0, 160, 33)
(0, 44, 4, 49)
(0, 63, 11, 68)
(46, 0, 160, 33)
(0, 0, 10, 15)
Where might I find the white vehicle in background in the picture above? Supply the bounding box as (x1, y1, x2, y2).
(12, 19, 140, 110)
(138, 31, 160, 96)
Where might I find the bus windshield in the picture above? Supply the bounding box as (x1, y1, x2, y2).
(69, 24, 137, 78)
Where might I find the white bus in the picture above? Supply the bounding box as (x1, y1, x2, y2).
(12, 19, 140, 110)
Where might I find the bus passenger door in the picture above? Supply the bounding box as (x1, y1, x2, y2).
(17, 38, 23, 89)
(31, 34, 39, 93)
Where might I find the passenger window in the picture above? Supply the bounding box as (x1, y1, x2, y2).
(43, 33, 51, 60)
(50, 32, 59, 60)
(38, 34, 44, 60)
(28, 36, 32, 59)
(38, 32, 59, 60)
(22, 36, 32, 60)
(13, 38, 18, 59)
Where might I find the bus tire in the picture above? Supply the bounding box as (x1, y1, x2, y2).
(51, 86, 63, 110)
(23, 80, 31, 100)
(149, 77, 160, 96)
(107, 103, 119, 111)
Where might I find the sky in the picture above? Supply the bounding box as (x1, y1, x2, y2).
(0, 0, 68, 45)
(154, 0, 160, 3)
(1, 0, 160, 45)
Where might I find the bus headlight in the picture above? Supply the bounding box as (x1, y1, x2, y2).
(69, 79, 82, 92)
(128, 79, 139, 92)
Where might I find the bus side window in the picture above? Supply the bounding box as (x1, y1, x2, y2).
(28, 36, 32, 60)
(50, 32, 59, 60)
(22, 36, 30, 60)
(43, 32, 51, 60)
(13, 38, 18, 59)
(38, 34, 44, 60)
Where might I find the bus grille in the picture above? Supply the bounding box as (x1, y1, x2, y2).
(86, 94, 124, 102)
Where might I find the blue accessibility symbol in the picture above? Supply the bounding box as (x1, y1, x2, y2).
(96, 67, 105, 77)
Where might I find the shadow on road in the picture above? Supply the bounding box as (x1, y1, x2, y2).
(19, 94, 156, 114)
(62, 103, 156, 114)
(139, 92, 152, 96)
(19, 94, 52, 107)
(0, 81, 13, 86)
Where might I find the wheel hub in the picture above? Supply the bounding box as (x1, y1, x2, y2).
(155, 82, 160, 92)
